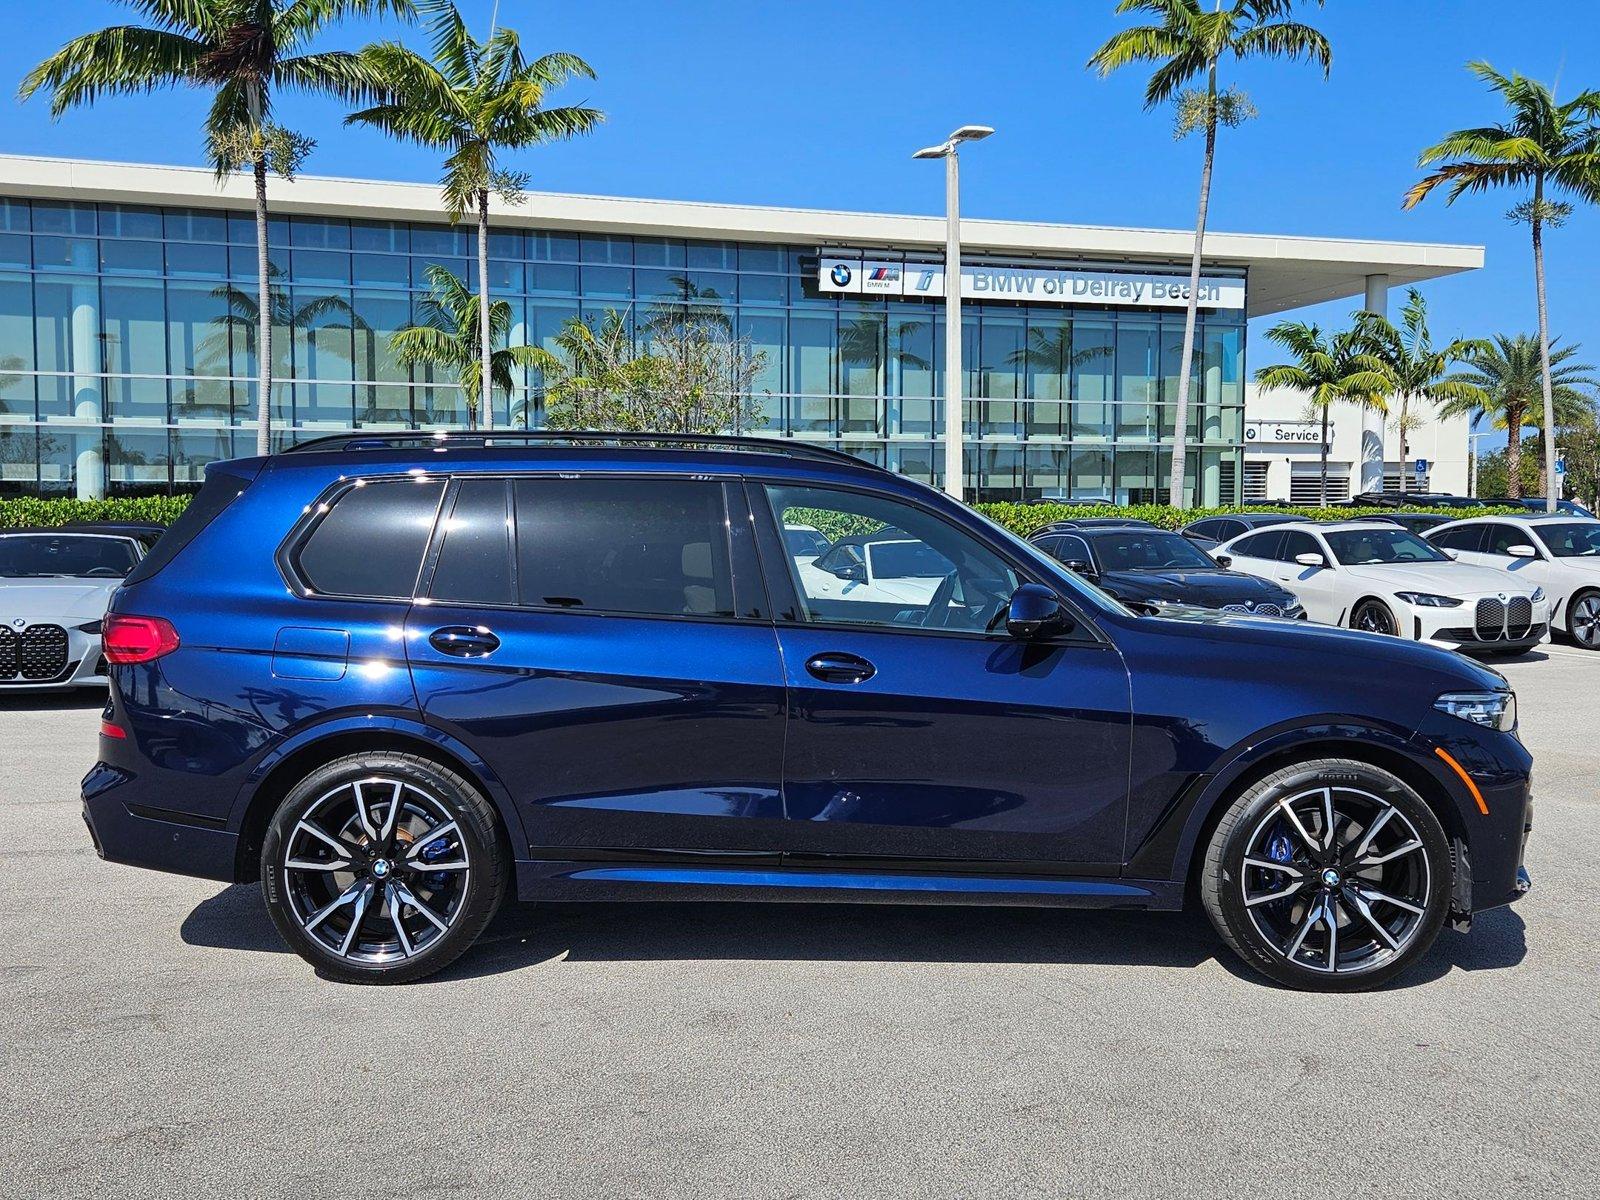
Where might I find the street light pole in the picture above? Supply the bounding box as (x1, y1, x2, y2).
(915, 125, 992, 502)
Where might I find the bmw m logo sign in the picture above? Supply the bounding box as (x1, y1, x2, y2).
(829, 262, 853, 287)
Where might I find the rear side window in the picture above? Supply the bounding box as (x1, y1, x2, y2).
(1432, 524, 1485, 552)
(429, 479, 513, 606)
(123, 468, 251, 585)
(513, 477, 734, 618)
(1232, 530, 1282, 559)
(296, 477, 446, 598)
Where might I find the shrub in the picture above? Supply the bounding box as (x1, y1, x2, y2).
(0, 495, 194, 528)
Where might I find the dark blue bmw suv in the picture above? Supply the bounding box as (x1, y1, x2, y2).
(83, 434, 1533, 989)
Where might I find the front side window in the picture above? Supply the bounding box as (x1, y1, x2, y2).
(1323, 528, 1448, 565)
(1277, 531, 1323, 564)
(765, 484, 1019, 632)
(0, 534, 139, 579)
(1533, 522, 1600, 558)
(513, 477, 734, 618)
(1484, 523, 1538, 556)
(1231, 531, 1282, 560)
(296, 477, 446, 598)
(1432, 524, 1486, 553)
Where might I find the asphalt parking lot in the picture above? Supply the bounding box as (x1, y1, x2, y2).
(1, 649, 1596, 1198)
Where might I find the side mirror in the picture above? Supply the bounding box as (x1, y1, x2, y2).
(1443, 549, 1459, 560)
(1509, 545, 1537, 559)
(831, 562, 867, 582)
(1214, 554, 1233, 569)
(1062, 558, 1093, 577)
(1295, 552, 1325, 568)
(1006, 583, 1072, 640)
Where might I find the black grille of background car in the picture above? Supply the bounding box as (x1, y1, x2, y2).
(1469, 597, 1538, 643)
(1474, 598, 1506, 640)
(0, 624, 70, 681)
(1507, 596, 1534, 640)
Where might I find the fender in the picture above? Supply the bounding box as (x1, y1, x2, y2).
(229, 711, 531, 851)
(1125, 715, 1437, 883)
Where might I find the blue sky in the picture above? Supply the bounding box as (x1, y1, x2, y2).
(6, 1, 1600, 364)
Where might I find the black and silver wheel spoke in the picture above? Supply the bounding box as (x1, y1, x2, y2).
(283, 777, 471, 964)
(1574, 597, 1600, 646)
(1243, 784, 1431, 975)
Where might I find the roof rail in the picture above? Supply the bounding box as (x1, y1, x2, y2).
(279, 429, 882, 470)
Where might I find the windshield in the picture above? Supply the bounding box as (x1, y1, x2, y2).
(868, 540, 955, 580)
(0, 534, 140, 578)
(1323, 528, 1448, 566)
(1533, 522, 1600, 558)
(1091, 531, 1216, 572)
(783, 526, 832, 557)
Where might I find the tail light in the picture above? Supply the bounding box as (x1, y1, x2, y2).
(99, 720, 127, 740)
(102, 615, 180, 664)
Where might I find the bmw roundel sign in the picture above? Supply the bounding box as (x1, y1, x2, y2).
(830, 262, 853, 288)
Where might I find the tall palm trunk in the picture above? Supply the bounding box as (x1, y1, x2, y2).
(1532, 177, 1557, 510)
(248, 82, 273, 457)
(1318, 403, 1330, 506)
(477, 187, 493, 432)
(1506, 399, 1526, 498)
(1168, 64, 1217, 509)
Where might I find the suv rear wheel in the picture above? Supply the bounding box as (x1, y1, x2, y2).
(1200, 758, 1451, 991)
(261, 751, 508, 984)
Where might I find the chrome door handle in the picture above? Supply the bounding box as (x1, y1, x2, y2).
(427, 625, 501, 658)
(805, 652, 876, 684)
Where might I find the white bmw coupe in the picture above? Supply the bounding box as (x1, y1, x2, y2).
(1213, 520, 1548, 655)
(1427, 514, 1600, 650)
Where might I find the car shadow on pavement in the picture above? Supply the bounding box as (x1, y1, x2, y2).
(0, 692, 104, 712)
(180, 885, 1528, 988)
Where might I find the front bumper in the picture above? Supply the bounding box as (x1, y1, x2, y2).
(0, 625, 106, 691)
(1410, 595, 1550, 654)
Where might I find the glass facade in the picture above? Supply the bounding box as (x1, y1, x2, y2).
(0, 194, 1246, 502)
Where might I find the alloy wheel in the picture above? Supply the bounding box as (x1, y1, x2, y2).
(1572, 594, 1600, 648)
(1354, 602, 1397, 636)
(1239, 784, 1431, 975)
(282, 776, 471, 964)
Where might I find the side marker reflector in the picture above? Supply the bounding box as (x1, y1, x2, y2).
(1435, 746, 1488, 815)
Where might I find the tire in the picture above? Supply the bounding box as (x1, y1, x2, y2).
(1351, 598, 1399, 637)
(1199, 758, 1451, 991)
(261, 751, 508, 984)
(1568, 588, 1600, 650)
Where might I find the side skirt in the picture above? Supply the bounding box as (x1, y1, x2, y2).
(515, 860, 1185, 911)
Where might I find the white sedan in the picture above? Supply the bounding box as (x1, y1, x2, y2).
(1213, 520, 1549, 654)
(1426, 514, 1600, 650)
(795, 533, 950, 612)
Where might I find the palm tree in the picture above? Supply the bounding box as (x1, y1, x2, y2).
(1405, 63, 1600, 512)
(1354, 288, 1488, 497)
(1254, 321, 1389, 505)
(1440, 335, 1599, 498)
(391, 265, 543, 428)
(349, 0, 602, 430)
(21, 1, 413, 457)
(1089, 0, 1330, 507)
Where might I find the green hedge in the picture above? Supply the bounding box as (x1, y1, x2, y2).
(0, 493, 1522, 536)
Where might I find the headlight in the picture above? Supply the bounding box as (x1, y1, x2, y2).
(1531, 586, 1546, 603)
(76, 620, 103, 635)
(1396, 592, 1463, 608)
(1435, 691, 1517, 732)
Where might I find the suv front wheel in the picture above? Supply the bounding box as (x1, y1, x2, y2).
(1200, 758, 1451, 991)
(261, 751, 508, 984)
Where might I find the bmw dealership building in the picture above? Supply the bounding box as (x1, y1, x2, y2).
(0, 154, 1482, 503)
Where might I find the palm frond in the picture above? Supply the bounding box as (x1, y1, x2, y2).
(19, 26, 209, 115)
(1234, 21, 1331, 74)
(278, 0, 417, 51)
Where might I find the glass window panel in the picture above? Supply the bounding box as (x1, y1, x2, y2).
(633, 237, 685, 268)
(1159, 321, 1200, 441)
(102, 279, 168, 421)
(978, 443, 1024, 502)
(351, 290, 410, 385)
(229, 242, 287, 280)
(98, 204, 163, 239)
(166, 241, 228, 278)
(1071, 321, 1114, 441)
(1024, 444, 1071, 500)
(297, 477, 446, 598)
(0, 233, 28, 268)
(356, 384, 413, 428)
(412, 256, 469, 289)
(0, 426, 38, 494)
(33, 274, 99, 419)
(170, 377, 233, 423)
(687, 242, 737, 271)
(789, 312, 835, 398)
(978, 315, 1023, 439)
(291, 249, 352, 286)
(1071, 447, 1112, 500)
(412, 226, 469, 256)
(737, 272, 785, 305)
(429, 479, 514, 606)
(1114, 447, 1158, 505)
(530, 231, 579, 262)
(0, 273, 35, 417)
(352, 252, 410, 288)
(95, 239, 160, 275)
(580, 234, 633, 264)
(635, 268, 688, 304)
(0, 198, 29, 232)
(1116, 321, 1158, 441)
(227, 211, 257, 246)
(739, 245, 784, 273)
(686, 269, 735, 302)
(529, 261, 578, 293)
(106, 428, 170, 495)
(351, 220, 410, 253)
(481, 257, 523, 292)
(289, 217, 350, 249)
(171, 426, 236, 486)
(33, 236, 98, 272)
(840, 308, 885, 397)
(488, 228, 523, 259)
(737, 311, 784, 431)
(32, 201, 96, 235)
(580, 264, 632, 298)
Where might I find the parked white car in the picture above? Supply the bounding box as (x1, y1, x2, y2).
(794, 532, 951, 612)
(0, 528, 154, 689)
(1426, 514, 1600, 650)
(1213, 520, 1549, 654)
(782, 522, 832, 564)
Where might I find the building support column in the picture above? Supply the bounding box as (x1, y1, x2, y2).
(70, 240, 104, 500)
(1360, 274, 1389, 497)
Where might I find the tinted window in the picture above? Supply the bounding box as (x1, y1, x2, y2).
(297, 477, 445, 598)
(1431, 524, 1486, 553)
(784, 525, 832, 558)
(1484, 523, 1537, 556)
(0, 535, 139, 578)
(124, 468, 248, 585)
(1277, 531, 1322, 563)
(429, 479, 513, 606)
(869, 540, 954, 579)
(1091, 531, 1215, 571)
(1232, 531, 1283, 560)
(1055, 535, 1093, 567)
(513, 478, 733, 617)
(1533, 522, 1600, 558)
(1324, 528, 1447, 565)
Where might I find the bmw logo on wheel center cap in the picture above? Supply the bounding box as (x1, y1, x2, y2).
(1321, 867, 1341, 887)
(371, 858, 391, 879)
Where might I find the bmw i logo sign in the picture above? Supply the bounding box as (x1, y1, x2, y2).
(830, 263, 853, 287)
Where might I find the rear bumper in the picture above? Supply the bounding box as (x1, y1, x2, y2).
(81, 761, 238, 883)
